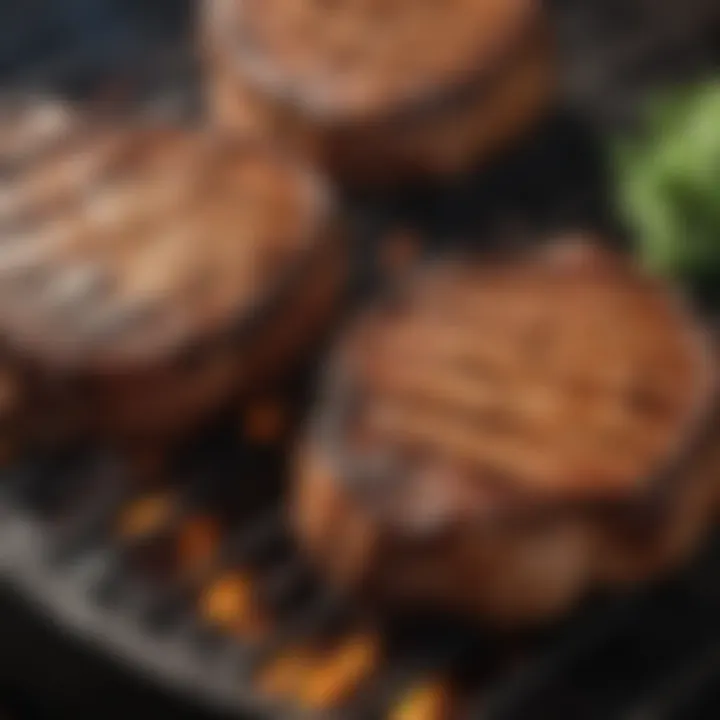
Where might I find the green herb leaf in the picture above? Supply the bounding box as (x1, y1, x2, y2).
(612, 79, 720, 284)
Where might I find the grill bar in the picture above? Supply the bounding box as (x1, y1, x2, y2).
(471, 596, 641, 720)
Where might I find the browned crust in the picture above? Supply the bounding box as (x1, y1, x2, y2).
(322, 242, 717, 511)
(292, 242, 719, 625)
(203, 8, 555, 183)
(18, 221, 347, 440)
(204, 0, 546, 123)
(0, 112, 347, 439)
(0, 129, 334, 368)
(294, 415, 720, 626)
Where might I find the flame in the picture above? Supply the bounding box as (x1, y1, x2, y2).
(257, 632, 379, 710)
(116, 492, 175, 539)
(391, 680, 453, 720)
(298, 633, 379, 710)
(200, 572, 268, 641)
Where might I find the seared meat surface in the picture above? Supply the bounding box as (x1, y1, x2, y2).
(202, 0, 555, 183)
(295, 240, 718, 625)
(0, 105, 345, 438)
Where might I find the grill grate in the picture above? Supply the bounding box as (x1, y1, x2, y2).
(3, 332, 720, 719)
(0, 1, 719, 719)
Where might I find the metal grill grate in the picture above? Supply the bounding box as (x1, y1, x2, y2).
(3, 426, 720, 719)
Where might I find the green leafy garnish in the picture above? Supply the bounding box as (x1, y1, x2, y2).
(612, 79, 720, 284)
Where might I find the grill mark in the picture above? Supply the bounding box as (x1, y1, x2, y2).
(234, 0, 539, 118)
(343, 249, 706, 498)
(361, 386, 657, 495)
(0, 130, 136, 229)
(0, 100, 86, 170)
(0, 124, 326, 364)
(364, 317, 684, 419)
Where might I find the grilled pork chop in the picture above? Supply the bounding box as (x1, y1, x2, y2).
(0, 110, 345, 439)
(294, 240, 718, 625)
(202, 0, 555, 183)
